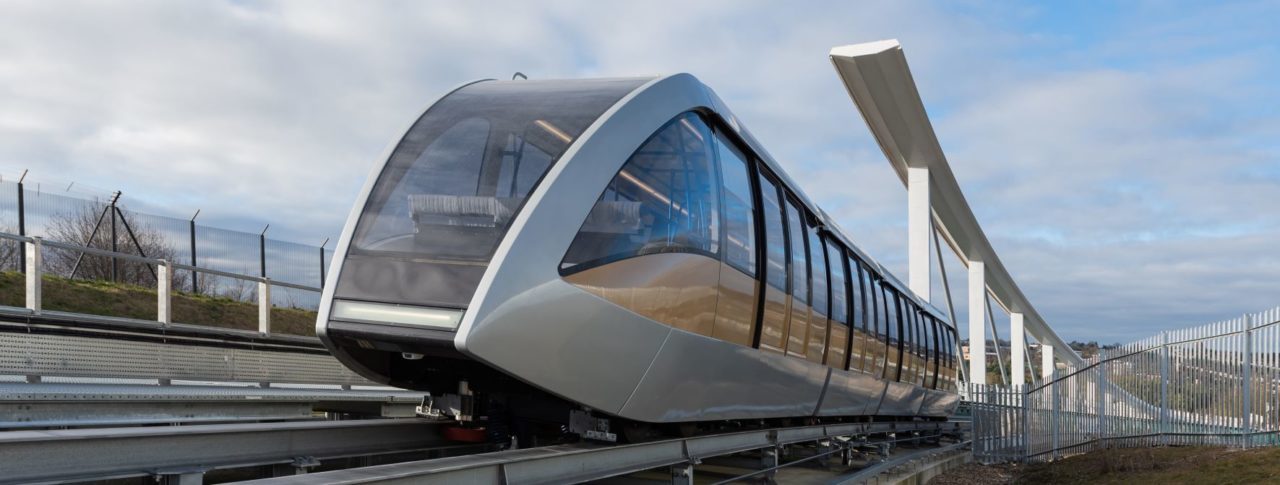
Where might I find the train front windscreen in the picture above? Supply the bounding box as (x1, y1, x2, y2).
(331, 78, 648, 327)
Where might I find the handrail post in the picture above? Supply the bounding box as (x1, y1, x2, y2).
(25, 237, 41, 313)
(258, 279, 271, 335)
(157, 260, 172, 325)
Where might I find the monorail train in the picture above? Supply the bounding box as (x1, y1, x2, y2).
(316, 74, 961, 442)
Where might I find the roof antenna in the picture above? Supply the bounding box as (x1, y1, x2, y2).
(512, 72, 527, 80)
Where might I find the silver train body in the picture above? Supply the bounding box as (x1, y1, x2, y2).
(317, 74, 961, 427)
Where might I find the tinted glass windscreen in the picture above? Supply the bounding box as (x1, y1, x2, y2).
(339, 78, 648, 309)
(353, 78, 648, 259)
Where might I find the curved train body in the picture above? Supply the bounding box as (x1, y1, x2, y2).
(317, 75, 961, 432)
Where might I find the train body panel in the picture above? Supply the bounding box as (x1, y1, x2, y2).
(317, 72, 962, 431)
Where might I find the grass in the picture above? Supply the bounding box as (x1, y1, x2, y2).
(932, 446, 1280, 484)
(0, 271, 317, 336)
(1017, 446, 1280, 484)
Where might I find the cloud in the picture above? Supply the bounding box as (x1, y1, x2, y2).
(1, 0, 1277, 344)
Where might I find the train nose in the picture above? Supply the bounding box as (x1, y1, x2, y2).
(318, 78, 651, 387)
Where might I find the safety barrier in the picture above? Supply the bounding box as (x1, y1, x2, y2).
(1, 231, 320, 336)
(971, 306, 1280, 463)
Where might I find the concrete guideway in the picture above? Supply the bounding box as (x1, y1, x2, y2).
(0, 418, 458, 484)
(239, 420, 968, 484)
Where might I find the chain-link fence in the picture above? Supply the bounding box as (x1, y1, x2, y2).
(972, 306, 1280, 463)
(0, 179, 332, 311)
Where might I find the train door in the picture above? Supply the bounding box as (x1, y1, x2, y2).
(823, 239, 849, 369)
(783, 200, 810, 358)
(710, 131, 758, 346)
(804, 222, 829, 364)
(847, 257, 867, 372)
(883, 286, 902, 381)
(754, 172, 789, 353)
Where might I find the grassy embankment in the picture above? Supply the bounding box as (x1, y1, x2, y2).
(932, 446, 1280, 484)
(0, 271, 317, 336)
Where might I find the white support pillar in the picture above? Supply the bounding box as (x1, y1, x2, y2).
(258, 280, 271, 335)
(157, 261, 172, 325)
(25, 237, 42, 313)
(1041, 344, 1055, 382)
(907, 166, 931, 301)
(1011, 312, 1025, 386)
(968, 260, 986, 385)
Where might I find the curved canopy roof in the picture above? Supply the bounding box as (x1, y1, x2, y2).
(829, 40, 1083, 366)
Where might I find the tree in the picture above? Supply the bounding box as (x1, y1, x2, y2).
(41, 205, 194, 290)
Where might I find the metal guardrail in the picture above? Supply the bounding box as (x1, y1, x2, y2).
(972, 305, 1280, 463)
(0, 418, 458, 484)
(1, 231, 320, 336)
(238, 420, 968, 484)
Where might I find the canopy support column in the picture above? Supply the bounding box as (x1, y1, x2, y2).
(968, 261, 986, 385)
(908, 166, 930, 300)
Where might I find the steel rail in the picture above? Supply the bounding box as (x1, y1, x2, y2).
(0, 418, 453, 484)
(238, 420, 968, 484)
(707, 432, 950, 485)
(832, 439, 971, 484)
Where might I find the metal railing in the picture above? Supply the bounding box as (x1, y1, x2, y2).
(971, 306, 1280, 463)
(2, 231, 321, 336)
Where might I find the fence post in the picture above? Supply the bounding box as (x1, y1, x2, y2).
(1097, 349, 1108, 449)
(16, 180, 25, 274)
(24, 237, 41, 313)
(157, 261, 171, 325)
(1021, 383, 1030, 462)
(1242, 314, 1253, 448)
(110, 194, 119, 282)
(259, 225, 269, 279)
(189, 210, 199, 294)
(319, 237, 329, 289)
(258, 279, 271, 335)
(1160, 331, 1169, 446)
(1051, 369, 1060, 460)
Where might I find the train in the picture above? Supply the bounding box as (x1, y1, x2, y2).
(316, 74, 961, 443)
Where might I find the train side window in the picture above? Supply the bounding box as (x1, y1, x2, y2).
(847, 257, 864, 370)
(826, 241, 848, 326)
(715, 132, 757, 275)
(883, 286, 900, 380)
(808, 226, 828, 316)
(929, 316, 940, 389)
(861, 264, 878, 372)
(785, 201, 809, 303)
(872, 276, 888, 357)
(757, 174, 787, 291)
(916, 308, 928, 385)
(561, 112, 720, 272)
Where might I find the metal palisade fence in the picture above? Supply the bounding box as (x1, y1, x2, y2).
(0, 178, 332, 311)
(971, 306, 1280, 463)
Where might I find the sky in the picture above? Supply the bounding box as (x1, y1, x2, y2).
(1, 0, 1278, 344)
